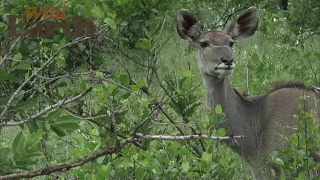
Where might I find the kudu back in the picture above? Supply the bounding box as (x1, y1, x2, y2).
(177, 6, 320, 177)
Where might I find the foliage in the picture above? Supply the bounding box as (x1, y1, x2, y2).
(0, 0, 319, 179)
(269, 95, 320, 179)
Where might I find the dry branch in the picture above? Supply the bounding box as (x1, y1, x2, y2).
(0, 132, 244, 179)
(0, 37, 22, 68)
(0, 86, 92, 126)
(134, 133, 244, 141)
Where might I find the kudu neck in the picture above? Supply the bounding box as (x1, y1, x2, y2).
(202, 75, 244, 114)
(203, 75, 236, 98)
(203, 74, 256, 158)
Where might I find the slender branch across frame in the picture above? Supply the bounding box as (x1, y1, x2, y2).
(0, 133, 244, 180)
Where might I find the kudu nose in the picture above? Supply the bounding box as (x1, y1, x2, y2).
(221, 57, 234, 66)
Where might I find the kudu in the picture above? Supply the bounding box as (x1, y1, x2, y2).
(177, 6, 320, 178)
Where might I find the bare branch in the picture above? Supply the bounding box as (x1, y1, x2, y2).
(64, 110, 110, 120)
(133, 97, 164, 134)
(157, 14, 167, 39)
(134, 133, 244, 141)
(213, 3, 231, 28)
(158, 106, 203, 157)
(0, 37, 22, 68)
(307, 59, 318, 84)
(103, 82, 120, 146)
(0, 131, 245, 180)
(246, 57, 250, 95)
(0, 87, 92, 126)
(102, 35, 148, 67)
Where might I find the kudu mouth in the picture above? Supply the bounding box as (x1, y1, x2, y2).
(215, 63, 235, 70)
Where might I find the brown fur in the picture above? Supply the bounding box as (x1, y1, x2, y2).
(238, 80, 320, 98)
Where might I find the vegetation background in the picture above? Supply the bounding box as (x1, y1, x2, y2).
(0, 0, 319, 179)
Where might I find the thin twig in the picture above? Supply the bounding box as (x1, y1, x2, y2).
(158, 106, 203, 157)
(102, 35, 147, 67)
(0, 87, 92, 126)
(157, 14, 167, 39)
(213, 3, 231, 28)
(0, 37, 92, 118)
(307, 58, 318, 84)
(0, 37, 22, 68)
(246, 56, 250, 95)
(103, 82, 120, 146)
(64, 110, 111, 120)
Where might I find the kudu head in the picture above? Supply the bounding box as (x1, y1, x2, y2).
(177, 7, 258, 80)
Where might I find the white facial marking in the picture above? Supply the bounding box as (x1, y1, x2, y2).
(216, 68, 234, 78)
(217, 63, 235, 69)
(210, 45, 230, 48)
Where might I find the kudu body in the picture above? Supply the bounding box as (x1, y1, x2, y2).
(177, 7, 320, 177)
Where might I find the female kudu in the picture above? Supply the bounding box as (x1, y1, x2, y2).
(177, 6, 320, 179)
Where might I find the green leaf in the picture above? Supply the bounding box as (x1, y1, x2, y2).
(217, 128, 227, 136)
(50, 115, 81, 137)
(14, 61, 31, 70)
(215, 104, 222, 114)
(50, 125, 67, 137)
(105, 17, 116, 30)
(251, 53, 259, 62)
(120, 21, 128, 26)
(137, 38, 150, 49)
(96, 71, 104, 77)
(118, 73, 130, 86)
(78, 43, 86, 52)
(12, 132, 25, 153)
(56, 123, 80, 130)
(202, 152, 212, 163)
(0, 69, 9, 83)
(27, 121, 38, 134)
(7, 0, 19, 5)
(184, 103, 201, 117)
(107, 84, 118, 95)
(58, 87, 66, 97)
(35, 119, 46, 131)
(52, 115, 81, 133)
(274, 158, 284, 167)
(11, 53, 22, 66)
(54, 115, 81, 125)
(25, 71, 30, 79)
(83, 4, 92, 18)
(136, 80, 145, 88)
(91, 6, 104, 18)
(46, 109, 63, 121)
(183, 70, 192, 78)
(205, 113, 215, 125)
(135, 166, 144, 180)
(181, 161, 190, 172)
(97, 155, 105, 165)
(122, 92, 131, 99)
(57, 56, 66, 68)
(26, 130, 46, 148)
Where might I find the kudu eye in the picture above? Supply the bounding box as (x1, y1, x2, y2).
(200, 42, 209, 48)
(229, 41, 235, 48)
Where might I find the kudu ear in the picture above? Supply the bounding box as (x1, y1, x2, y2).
(225, 7, 258, 40)
(177, 9, 199, 45)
